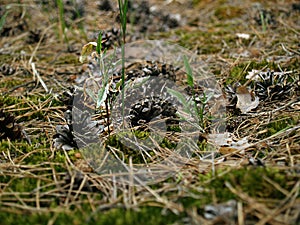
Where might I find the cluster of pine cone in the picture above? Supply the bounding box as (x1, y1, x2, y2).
(225, 69, 299, 111)
(53, 61, 185, 150)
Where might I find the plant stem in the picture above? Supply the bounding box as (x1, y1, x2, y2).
(56, 0, 69, 45)
(118, 0, 128, 125)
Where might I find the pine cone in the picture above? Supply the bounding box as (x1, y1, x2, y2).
(254, 70, 294, 101)
(114, 61, 178, 84)
(71, 106, 104, 148)
(129, 96, 178, 129)
(0, 63, 16, 75)
(101, 28, 121, 50)
(58, 86, 76, 110)
(26, 29, 43, 44)
(98, 0, 113, 11)
(53, 90, 105, 150)
(0, 109, 23, 141)
(112, 61, 198, 130)
(53, 115, 78, 151)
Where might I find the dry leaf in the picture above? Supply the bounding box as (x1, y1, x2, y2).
(208, 132, 250, 155)
(208, 132, 232, 146)
(79, 42, 97, 63)
(236, 86, 259, 113)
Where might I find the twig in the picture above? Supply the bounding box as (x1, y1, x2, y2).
(31, 62, 49, 93)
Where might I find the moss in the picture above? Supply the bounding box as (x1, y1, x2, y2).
(1, 176, 41, 193)
(0, 206, 181, 225)
(1, 166, 295, 225)
(105, 133, 151, 164)
(211, 167, 294, 199)
(0, 78, 24, 89)
(228, 60, 277, 85)
(214, 6, 244, 20)
(266, 115, 299, 136)
(0, 54, 15, 64)
(174, 29, 222, 54)
(104, 129, 180, 164)
(0, 137, 66, 167)
(0, 93, 64, 121)
(89, 207, 181, 225)
(181, 166, 296, 210)
(48, 54, 79, 65)
(0, 139, 35, 156)
(160, 137, 177, 149)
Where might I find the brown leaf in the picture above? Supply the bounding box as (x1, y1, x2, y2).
(79, 42, 97, 63)
(236, 86, 259, 113)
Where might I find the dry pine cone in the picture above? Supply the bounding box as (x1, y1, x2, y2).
(0, 109, 23, 141)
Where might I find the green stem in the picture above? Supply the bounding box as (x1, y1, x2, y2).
(121, 44, 125, 123)
(118, 0, 128, 125)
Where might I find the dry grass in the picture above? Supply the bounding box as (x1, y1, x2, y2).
(0, 0, 299, 224)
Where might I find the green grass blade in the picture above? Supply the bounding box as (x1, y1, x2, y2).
(166, 87, 193, 115)
(183, 55, 193, 88)
(96, 31, 102, 54)
(0, 11, 9, 33)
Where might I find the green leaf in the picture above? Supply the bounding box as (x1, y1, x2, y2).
(166, 87, 195, 116)
(183, 55, 193, 88)
(118, 0, 128, 35)
(131, 76, 151, 89)
(167, 87, 188, 107)
(96, 31, 102, 54)
(96, 83, 109, 108)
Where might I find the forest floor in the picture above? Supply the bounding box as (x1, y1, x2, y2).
(0, 0, 299, 224)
